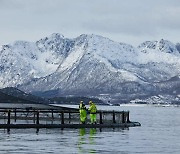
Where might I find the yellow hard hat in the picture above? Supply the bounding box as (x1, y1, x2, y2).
(89, 101, 92, 104)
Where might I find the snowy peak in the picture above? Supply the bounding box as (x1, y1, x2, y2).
(0, 34, 72, 88)
(36, 33, 74, 57)
(56, 33, 139, 77)
(50, 33, 65, 39)
(77, 34, 138, 64)
(138, 39, 179, 54)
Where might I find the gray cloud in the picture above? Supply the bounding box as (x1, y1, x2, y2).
(0, 0, 180, 46)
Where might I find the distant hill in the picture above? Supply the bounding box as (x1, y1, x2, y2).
(49, 96, 104, 105)
(0, 87, 105, 105)
(0, 87, 49, 104)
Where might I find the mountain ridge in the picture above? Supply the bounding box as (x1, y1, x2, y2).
(0, 33, 180, 104)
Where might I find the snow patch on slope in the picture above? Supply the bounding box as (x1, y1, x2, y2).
(59, 46, 86, 72)
(138, 49, 180, 65)
(11, 41, 60, 77)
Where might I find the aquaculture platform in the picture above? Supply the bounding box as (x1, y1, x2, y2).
(0, 122, 141, 129)
(0, 103, 141, 130)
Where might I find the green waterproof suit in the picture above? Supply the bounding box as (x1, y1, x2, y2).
(79, 103, 87, 124)
(88, 103, 97, 124)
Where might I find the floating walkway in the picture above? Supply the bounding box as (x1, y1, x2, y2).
(0, 123, 141, 129)
(0, 103, 141, 130)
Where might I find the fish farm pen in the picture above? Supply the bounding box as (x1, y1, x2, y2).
(0, 104, 141, 130)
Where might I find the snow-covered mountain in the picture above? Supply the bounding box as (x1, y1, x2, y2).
(1, 33, 180, 103)
(138, 39, 180, 54)
(0, 33, 74, 87)
(19, 34, 152, 95)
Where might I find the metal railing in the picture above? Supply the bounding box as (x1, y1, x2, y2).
(0, 109, 130, 125)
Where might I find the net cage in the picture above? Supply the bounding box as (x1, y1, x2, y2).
(0, 110, 129, 125)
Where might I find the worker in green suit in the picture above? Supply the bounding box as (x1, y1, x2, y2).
(79, 101, 87, 124)
(88, 101, 97, 124)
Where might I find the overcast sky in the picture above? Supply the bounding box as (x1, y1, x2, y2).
(0, 0, 180, 47)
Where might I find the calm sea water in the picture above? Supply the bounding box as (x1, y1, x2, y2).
(0, 105, 180, 154)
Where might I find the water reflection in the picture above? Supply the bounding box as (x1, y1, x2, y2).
(89, 128, 96, 144)
(78, 128, 97, 154)
(89, 128, 96, 153)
